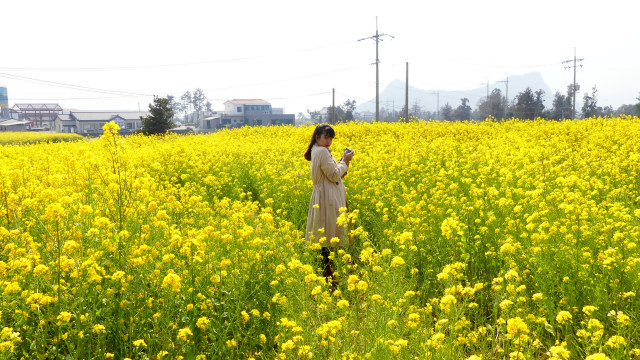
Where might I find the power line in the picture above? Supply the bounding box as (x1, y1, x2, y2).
(10, 91, 334, 103)
(184, 65, 367, 94)
(0, 64, 364, 101)
(0, 40, 356, 72)
(0, 72, 153, 97)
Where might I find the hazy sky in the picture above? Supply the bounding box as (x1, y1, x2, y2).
(2, 0, 639, 115)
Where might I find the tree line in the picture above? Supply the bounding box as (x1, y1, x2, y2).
(345, 85, 640, 122)
(167, 88, 212, 122)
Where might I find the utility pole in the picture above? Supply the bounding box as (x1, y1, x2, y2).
(497, 75, 509, 119)
(430, 91, 440, 120)
(392, 99, 395, 121)
(486, 78, 489, 101)
(332, 88, 335, 124)
(562, 48, 583, 119)
(481, 79, 491, 117)
(404, 62, 409, 121)
(358, 17, 394, 122)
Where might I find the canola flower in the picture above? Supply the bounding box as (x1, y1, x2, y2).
(0, 131, 83, 145)
(0, 117, 639, 359)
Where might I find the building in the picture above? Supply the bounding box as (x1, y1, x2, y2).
(216, 99, 295, 128)
(10, 103, 64, 130)
(53, 114, 76, 133)
(0, 119, 30, 132)
(54, 111, 149, 135)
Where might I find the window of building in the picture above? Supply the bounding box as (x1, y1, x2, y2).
(237, 106, 242, 113)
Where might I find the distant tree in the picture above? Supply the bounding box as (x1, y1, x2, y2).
(380, 107, 398, 122)
(343, 99, 356, 121)
(192, 88, 207, 113)
(421, 110, 435, 120)
(411, 100, 422, 119)
(399, 104, 409, 121)
(453, 98, 472, 120)
(581, 86, 601, 118)
(167, 95, 183, 120)
(180, 91, 192, 121)
(326, 105, 345, 123)
(205, 101, 212, 113)
(636, 92, 640, 115)
(513, 87, 534, 119)
(441, 103, 453, 121)
(533, 89, 545, 118)
(512, 87, 545, 119)
(550, 91, 571, 120)
(141, 96, 175, 135)
(567, 83, 581, 119)
(477, 89, 505, 120)
(307, 109, 322, 123)
(614, 104, 637, 116)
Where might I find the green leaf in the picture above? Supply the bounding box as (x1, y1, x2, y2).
(544, 322, 554, 334)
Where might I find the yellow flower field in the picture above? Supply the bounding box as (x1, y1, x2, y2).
(1, 117, 640, 359)
(0, 132, 83, 146)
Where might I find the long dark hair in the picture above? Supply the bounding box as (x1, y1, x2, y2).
(304, 124, 335, 161)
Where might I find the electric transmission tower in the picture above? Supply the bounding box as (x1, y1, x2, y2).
(358, 17, 394, 122)
(562, 48, 584, 119)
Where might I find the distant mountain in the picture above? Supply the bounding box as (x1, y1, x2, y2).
(356, 72, 552, 114)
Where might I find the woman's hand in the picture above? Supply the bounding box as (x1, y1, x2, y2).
(343, 149, 354, 164)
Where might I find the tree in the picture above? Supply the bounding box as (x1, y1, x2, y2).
(205, 101, 212, 113)
(512, 87, 545, 119)
(441, 103, 453, 121)
(477, 89, 505, 120)
(167, 95, 183, 120)
(192, 88, 207, 113)
(533, 89, 545, 118)
(567, 83, 581, 119)
(581, 86, 601, 118)
(180, 91, 192, 121)
(636, 92, 640, 115)
(399, 104, 409, 121)
(326, 105, 345, 123)
(141, 96, 175, 135)
(307, 109, 322, 123)
(550, 91, 571, 120)
(343, 99, 356, 121)
(411, 101, 421, 116)
(453, 98, 472, 120)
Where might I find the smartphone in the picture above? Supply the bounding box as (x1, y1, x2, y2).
(345, 147, 353, 154)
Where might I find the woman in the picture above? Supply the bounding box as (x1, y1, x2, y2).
(304, 124, 354, 277)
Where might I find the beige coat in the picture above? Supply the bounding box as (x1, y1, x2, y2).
(305, 144, 350, 247)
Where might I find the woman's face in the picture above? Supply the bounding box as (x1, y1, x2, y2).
(316, 133, 333, 148)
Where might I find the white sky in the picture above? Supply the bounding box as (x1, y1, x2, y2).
(2, 0, 639, 115)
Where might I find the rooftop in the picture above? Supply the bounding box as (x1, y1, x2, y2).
(70, 111, 149, 121)
(11, 103, 63, 112)
(226, 99, 270, 105)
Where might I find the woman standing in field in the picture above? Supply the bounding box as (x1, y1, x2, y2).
(304, 124, 354, 278)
